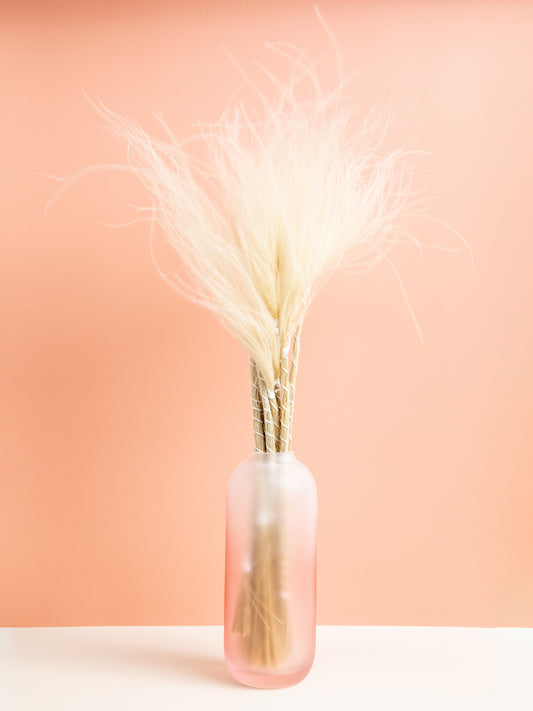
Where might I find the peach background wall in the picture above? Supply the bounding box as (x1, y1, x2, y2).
(1, 0, 532, 627)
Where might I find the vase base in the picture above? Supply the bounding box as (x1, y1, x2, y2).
(225, 661, 313, 689)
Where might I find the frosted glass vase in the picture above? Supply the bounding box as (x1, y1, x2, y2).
(224, 451, 317, 688)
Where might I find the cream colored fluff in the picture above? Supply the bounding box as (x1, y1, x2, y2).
(81, 40, 424, 389)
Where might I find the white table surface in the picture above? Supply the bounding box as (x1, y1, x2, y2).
(1, 626, 531, 710)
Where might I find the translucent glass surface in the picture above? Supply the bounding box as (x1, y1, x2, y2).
(224, 452, 317, 688)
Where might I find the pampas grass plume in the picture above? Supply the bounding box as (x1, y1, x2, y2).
(82, 40, 423, 390)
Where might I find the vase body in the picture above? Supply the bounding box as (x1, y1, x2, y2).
(224, 451, 317, 688)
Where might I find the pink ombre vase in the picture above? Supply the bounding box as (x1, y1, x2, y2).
(224, 451, 317, 688)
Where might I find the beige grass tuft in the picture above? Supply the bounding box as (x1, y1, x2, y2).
(81, 39, 427, 391)
(84, 37, 421, 670)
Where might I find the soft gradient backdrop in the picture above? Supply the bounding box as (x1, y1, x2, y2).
(1, 0, 532, 627)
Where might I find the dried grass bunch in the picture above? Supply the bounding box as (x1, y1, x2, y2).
(83, 48, 424, 458)
(50, 18, 442, 670)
